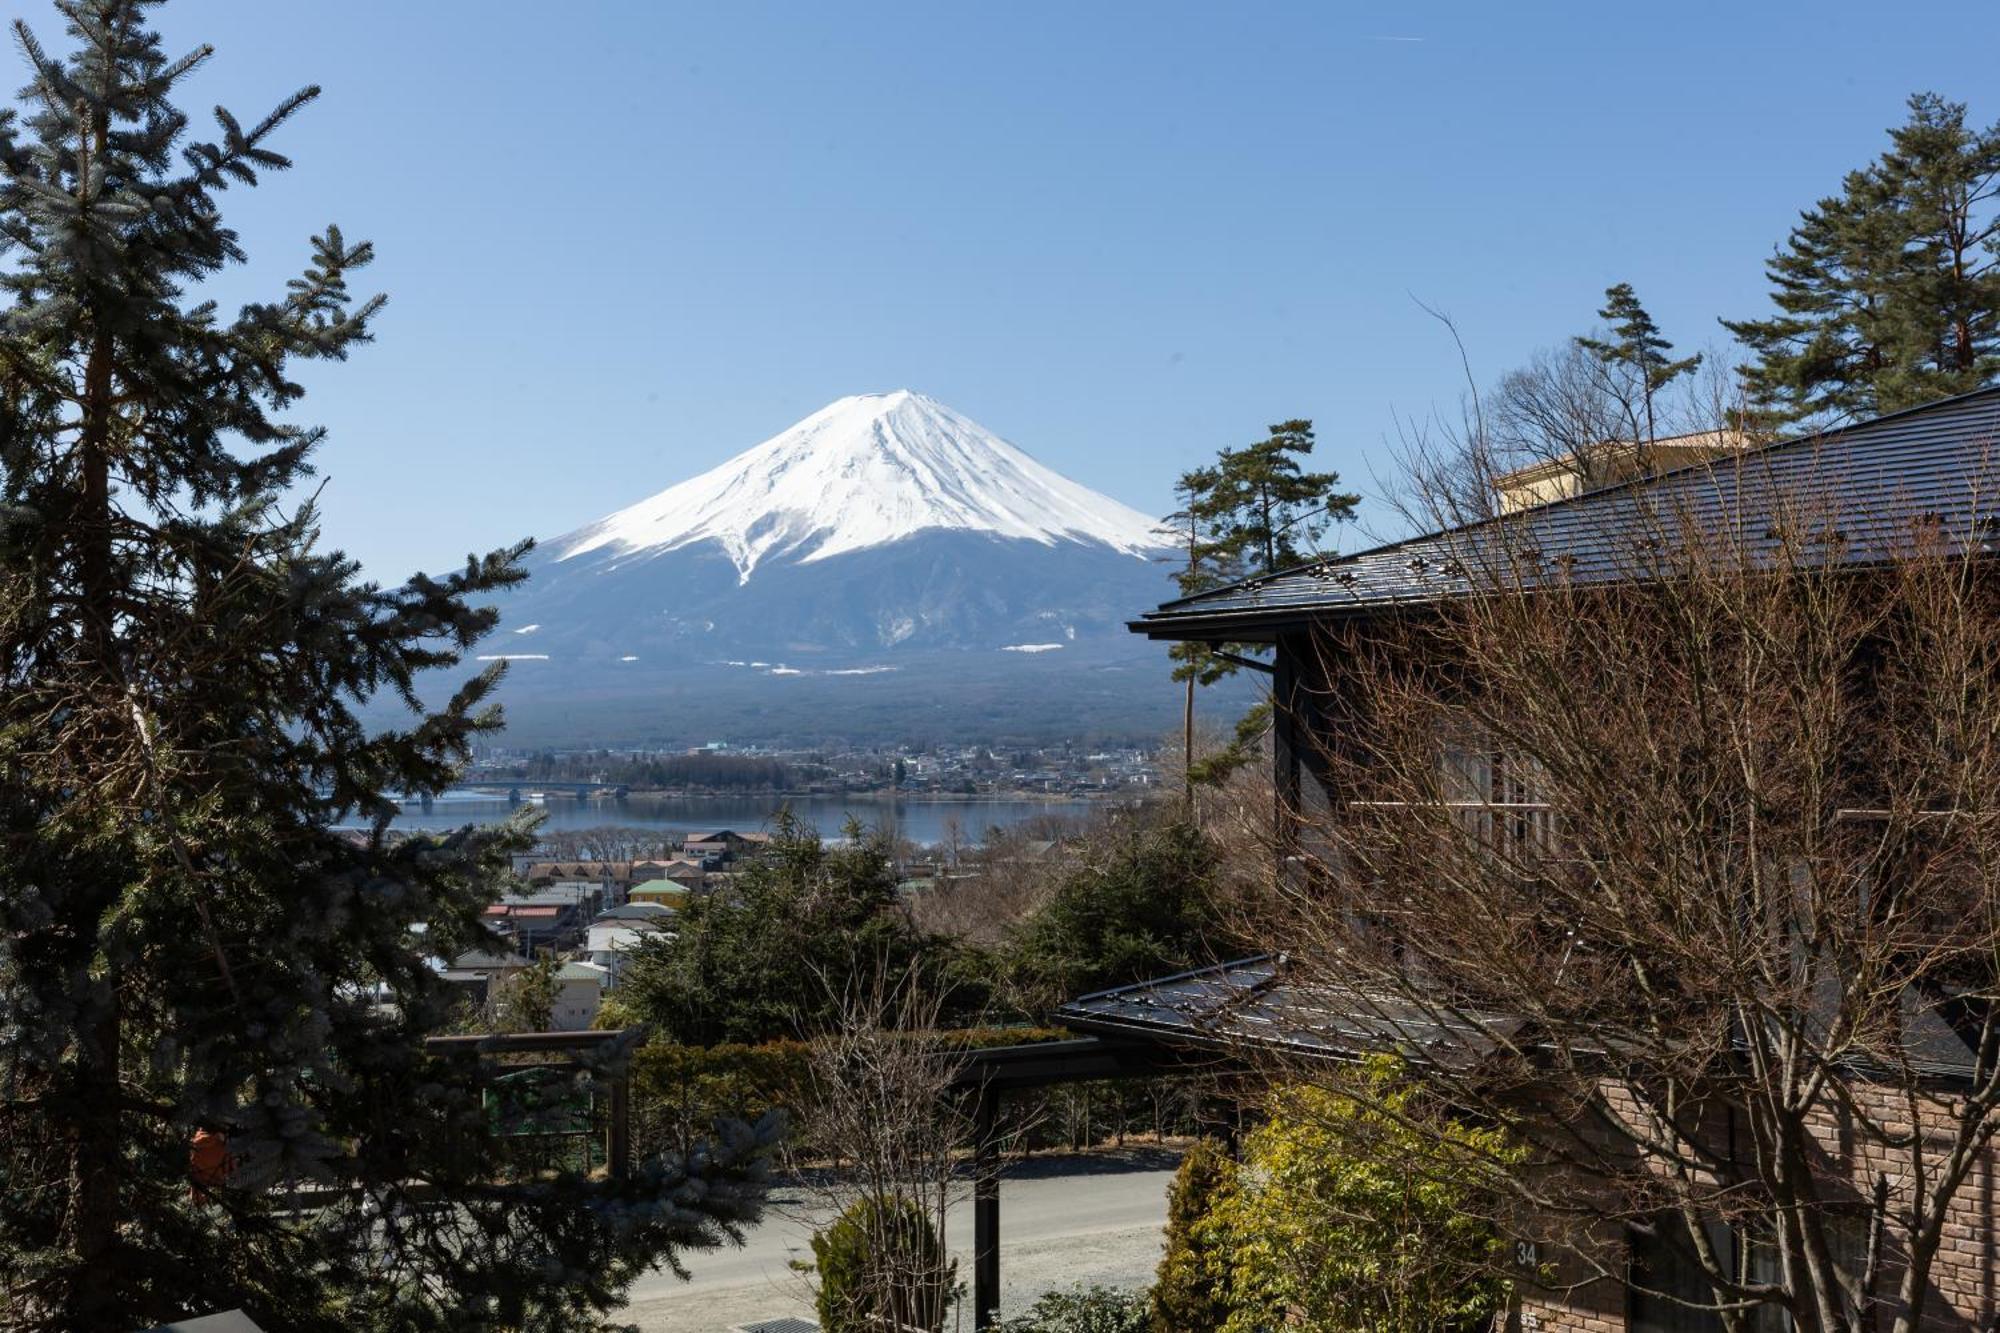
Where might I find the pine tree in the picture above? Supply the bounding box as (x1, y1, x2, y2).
(0, 4, 772, 1328)
(1725, 93, 2000, 424)
(1169, 421, 1356, 787)
(1573, 282, 1700, 444)
(1204, 420, 1356, 575)
(1004, 816, 1222, 1008)
(1160, 465, 1244, 798)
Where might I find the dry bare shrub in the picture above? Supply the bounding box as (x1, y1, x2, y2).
(792, 968, 974, 1328)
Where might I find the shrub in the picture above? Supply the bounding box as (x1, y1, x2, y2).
(1149, 1139, 1236, 1333)
(1210, 1059, 1516, 1333)
(629, 1039, 815, 1158)
(492, 956, 559, 1033)
(809, 1193, 956, 1333)
(1005, 1284, 1151, 1333)
(619, 813, 986, 1044)
(1007, 816, 1225, 1010)
(628, 1028, 1074, 1160)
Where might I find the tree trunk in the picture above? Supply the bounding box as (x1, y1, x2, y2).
(69, 297, 127, 1324)
(1183, 673, 1195, 807)
(67, 993, 124, 1330)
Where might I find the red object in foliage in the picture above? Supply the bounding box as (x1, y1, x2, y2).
(189, 1128, 232, 1195)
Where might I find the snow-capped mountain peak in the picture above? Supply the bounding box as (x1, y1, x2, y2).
(553, 390, 1165, 582)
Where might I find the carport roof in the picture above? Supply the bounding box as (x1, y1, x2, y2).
(1054, 954, 1517, 1066)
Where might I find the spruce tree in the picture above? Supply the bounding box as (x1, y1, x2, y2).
(0, 4, 770, 1329)
(1725, 93, 2000, 424)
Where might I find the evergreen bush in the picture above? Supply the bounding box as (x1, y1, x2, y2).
(1006, 816, 1225, 1008)
(1149, 1138, 1237, 1333)
(620, 813, 986, 1045)
(809, 1193, 957, 1333)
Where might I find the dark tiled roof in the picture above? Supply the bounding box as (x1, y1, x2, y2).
(1057, 957, 1982, 1085)
(1054, 955, 1516, 1066)
(1133, 386, 2000, 641)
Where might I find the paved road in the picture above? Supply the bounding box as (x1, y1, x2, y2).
(622, 1148, 1179, 1332)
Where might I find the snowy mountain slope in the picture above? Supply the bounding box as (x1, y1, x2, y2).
(507, 527, 1173, 658)
(551, 390, 1164, 582)
(477, 392, 1185, 741)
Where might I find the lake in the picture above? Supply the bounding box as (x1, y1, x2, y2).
(353, 791, 1118, 846)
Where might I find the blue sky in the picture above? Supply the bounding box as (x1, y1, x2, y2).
(75, 1, 2000, 578)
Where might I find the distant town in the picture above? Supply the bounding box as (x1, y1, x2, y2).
(463, 739, 1164, 802)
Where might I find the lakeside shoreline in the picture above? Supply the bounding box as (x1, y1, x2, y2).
(365, 791, 1129, 844)
(459, 786, 1151, 805)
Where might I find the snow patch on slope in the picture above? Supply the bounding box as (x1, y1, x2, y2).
(716, 659, 899, 678)
(552, 390, 1165, 583)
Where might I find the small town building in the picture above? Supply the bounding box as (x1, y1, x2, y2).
(484, 883, 603, 952)
(1491, 427, 1749, 513)
(583, 903, 674, 986)
(549, 961, 609, 1030)
(439, 948, 532, 1011)
(524, 860, 635, 897)
(627, 881, 689, 909)
(680, 830, 770, 861)
(632, 856, 706, 888)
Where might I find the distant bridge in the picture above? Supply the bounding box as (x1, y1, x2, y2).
(461, 780, 631, 799)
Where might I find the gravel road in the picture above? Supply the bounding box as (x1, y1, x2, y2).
(621, 1148, 1179, 1332)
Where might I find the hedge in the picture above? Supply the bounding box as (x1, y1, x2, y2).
(628, 1026, 1078, 1160)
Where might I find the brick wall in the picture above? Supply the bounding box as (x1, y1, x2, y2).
(1502, 1082, 2000, 1333)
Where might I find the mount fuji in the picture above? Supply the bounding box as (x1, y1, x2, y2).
(480, 391, 1184, 744)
